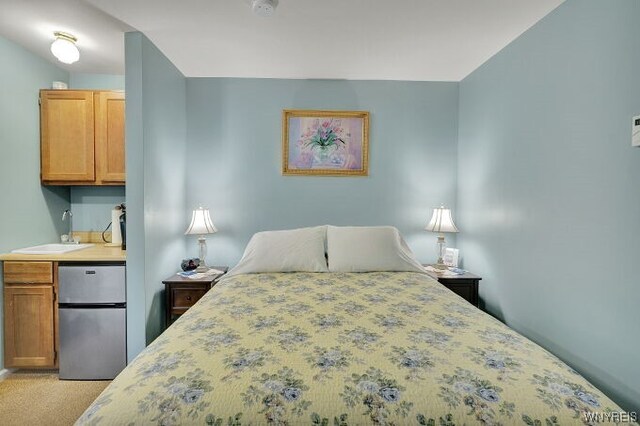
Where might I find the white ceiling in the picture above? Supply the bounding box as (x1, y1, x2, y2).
(0, 0, 131, 74)
(1, 0, 564, 81)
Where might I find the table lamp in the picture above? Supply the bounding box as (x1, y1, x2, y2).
(185, 206, 217, 272)
(425, 205, 459, 269)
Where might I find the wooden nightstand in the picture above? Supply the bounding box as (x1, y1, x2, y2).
(163, 266, 228, 327)
(424, 267, 482, 307)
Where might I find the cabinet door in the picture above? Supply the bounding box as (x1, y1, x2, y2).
(40, 90, 95, 183)
(95, 91, 125, 184)
(3, 285, 55, 367)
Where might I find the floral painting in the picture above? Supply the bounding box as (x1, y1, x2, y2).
(282, 110, 369, 176)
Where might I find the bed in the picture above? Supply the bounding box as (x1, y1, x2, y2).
(77, 270, 626, 425)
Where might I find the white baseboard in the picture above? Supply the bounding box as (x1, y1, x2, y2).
(0, 368, 14, 381)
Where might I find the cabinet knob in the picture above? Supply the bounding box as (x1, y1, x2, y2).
(186, 296, 192, 301)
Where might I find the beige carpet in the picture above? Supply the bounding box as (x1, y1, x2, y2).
(0, 370, 110, 426)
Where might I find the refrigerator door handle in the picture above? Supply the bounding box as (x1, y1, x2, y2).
(59, 303, 126, 309)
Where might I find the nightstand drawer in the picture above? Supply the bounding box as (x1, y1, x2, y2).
(424, 266, 482, 308)
(443, 282, 476, 304)
(163, 267, 228, 329)
(172, 288, 208, 310)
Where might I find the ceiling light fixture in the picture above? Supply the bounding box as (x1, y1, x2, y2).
(251, 0, 278, 17)
(51, 31, 80, 64)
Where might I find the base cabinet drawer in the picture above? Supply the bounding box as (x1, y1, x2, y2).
(3, 285, 55, 368)
(3, 261, 53, 284)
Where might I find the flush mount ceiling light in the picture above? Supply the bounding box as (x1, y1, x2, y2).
(51, 31, 80, 64)
(251, 0, 278, 17)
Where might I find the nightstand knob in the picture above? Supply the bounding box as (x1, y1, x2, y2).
(186, 296, 192, 301)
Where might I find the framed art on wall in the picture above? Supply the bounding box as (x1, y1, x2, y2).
(282, 109, 369, 176)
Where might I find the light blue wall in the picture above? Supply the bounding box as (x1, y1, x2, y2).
(186, 78, 459, 266)
(69, 187, 125, 233)
(68, 73, 126, 233)
(123, 52, 459, 356)
(125, 32, 188, 357)
(69, 73, 125, 91)
(0, 35, 70, 368)
(124, 33, 146, 360)
(457, 0, 640, 411)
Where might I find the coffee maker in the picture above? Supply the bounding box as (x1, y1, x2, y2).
(119, 204, 126, 250)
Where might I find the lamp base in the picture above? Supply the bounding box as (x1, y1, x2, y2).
(196, 236, 209, 273)
(433, 234, 448, 270)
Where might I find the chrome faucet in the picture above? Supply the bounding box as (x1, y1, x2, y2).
(62, 209, 75, 243)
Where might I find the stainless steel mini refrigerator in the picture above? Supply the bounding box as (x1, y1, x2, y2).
(58, 264, 126, 380)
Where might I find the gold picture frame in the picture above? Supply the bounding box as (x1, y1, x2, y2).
(282, 109, 369, 176)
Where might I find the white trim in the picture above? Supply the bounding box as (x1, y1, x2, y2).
(0, 368, 14, 381)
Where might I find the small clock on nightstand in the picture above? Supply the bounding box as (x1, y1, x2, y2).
(163, 266, 228, 328)
(424, 266, 482, 308)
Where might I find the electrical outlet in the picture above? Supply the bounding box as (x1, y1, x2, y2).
(633, 115, 640, 147)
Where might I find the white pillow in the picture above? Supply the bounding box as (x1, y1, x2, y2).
(327, 226, 425, 273)
(227, 226, 329, 276)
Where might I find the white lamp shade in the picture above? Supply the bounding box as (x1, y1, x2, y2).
(185, 207, 217, 235)
(50, 33, 80, 64)
(425, 206, 459, 233)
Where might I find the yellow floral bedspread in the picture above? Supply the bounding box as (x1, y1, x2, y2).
(77, 272, 627, 425)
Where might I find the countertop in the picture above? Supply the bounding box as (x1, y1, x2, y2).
(0, 244, 126, 262)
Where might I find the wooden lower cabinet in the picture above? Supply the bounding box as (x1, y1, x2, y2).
(3, 261, 57, 368)
(3, 286, 55, 367)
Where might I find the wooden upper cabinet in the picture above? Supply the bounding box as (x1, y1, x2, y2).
(3, 285, 55, 368)
(40, 89, 125, 186)
(40, 90, 95, 183)
(95, 91, 126, 184)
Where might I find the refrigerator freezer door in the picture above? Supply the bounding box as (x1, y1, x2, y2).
(59, 265, 125, 304)
(59, 307, 126, 380)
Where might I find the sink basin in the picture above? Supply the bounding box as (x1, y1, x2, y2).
(12, 243, 94, 255)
